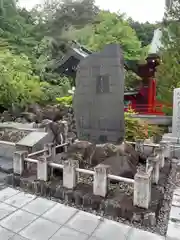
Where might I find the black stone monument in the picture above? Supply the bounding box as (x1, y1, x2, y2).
(73, 44, 125, 144)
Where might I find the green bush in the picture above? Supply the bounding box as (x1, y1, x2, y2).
(125, 111, 162, 141)
(56, 95, 73, 107)
(0, 50, 44, 109)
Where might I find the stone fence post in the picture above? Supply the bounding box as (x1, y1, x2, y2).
(155, 146, 165, 168)
(93, 164, 110, 197)
(160, 141, 171, 158)
(37, 154, 51, 181)
(63, 159, 79, 189)
(134, 171, 151, 209)
(147, 155, 160, 184)
(135, 139, 144, 153)
(44, 143, 56, 161)
(13, 151, 28, 175)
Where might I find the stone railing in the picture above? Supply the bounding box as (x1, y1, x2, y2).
(127, 140, 171, 158)
(13, 140, 170, 210)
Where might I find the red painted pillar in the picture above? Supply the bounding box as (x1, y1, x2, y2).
(148, 78, 156, 113)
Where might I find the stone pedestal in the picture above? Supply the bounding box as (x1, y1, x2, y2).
(134, 171, 151, 209)
(13, 151, 28, 175)
(162, 88, 180, 158)
(93, 164, 110, 197)
(148, 155, 160, 184)
(37, 155, 50, 181)
(63, 160, 79, 189)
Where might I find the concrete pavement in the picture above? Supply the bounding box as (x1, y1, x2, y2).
(0, 187, 165, 240)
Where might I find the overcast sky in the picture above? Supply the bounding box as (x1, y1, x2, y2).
(19, 0, 165, 23)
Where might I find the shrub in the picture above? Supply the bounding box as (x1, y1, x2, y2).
(56, 95, 73, 107)
(0, 50, 44, 109)
(125, 111, 162, 141)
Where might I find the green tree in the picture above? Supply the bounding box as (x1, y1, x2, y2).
(74, 11, 142, 60)
(128, 19, 156, 47)
(156, 0, 180, 115)
(0, 49, 44, 109)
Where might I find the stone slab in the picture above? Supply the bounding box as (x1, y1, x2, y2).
(0, 144, 15, 159)
(0, 209, 37, 233)
(169, 206, 180, 221)
(0, 203, 16, 220)
(66, 211, 101, 235)
(4, 192, 36, 208)
(42, 203, 78, 225)
(10, 235, 28, 240)
(17, 131, 48, 147)
(22, 197, 56, 216)
(93, 219, 131, 240)
(167, 220, 180, 240)
(172, 194, 180, 207)
(128, 228, 164, 240)
(0, 187, 19, 201)
(0, 225, 14, 239)
(20, 218, 60, 240)
(0, 157, 13, 173)
(50, 226, 88, 240)
(16, 131, 53, 153)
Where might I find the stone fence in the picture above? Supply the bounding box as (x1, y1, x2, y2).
(13, 140, 170, 210)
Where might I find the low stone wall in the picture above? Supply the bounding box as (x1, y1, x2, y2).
(6, 157, 171, 233)
(0, 141, 15, 159)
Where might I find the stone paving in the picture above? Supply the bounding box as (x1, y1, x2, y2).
(166, 187, 180, 240)
(0, 187, 165, 240)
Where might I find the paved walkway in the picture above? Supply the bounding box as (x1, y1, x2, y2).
(0, 187, 165, 240)
(166, 187, 180, 240)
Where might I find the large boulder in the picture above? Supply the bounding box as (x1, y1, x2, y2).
(66, 141, 96, 166)
(94, 142, 139, 179)
(91, 143, 118, 166)
(100, 155, 137, 179)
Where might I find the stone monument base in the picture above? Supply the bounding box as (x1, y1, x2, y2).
(162, 133, 180, 158)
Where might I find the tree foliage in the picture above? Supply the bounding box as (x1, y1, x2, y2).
(0, 49, 43, 108)
(0, 0, 160, 111)
(73, 11, 142, 60)
(156, 0, 180, 115)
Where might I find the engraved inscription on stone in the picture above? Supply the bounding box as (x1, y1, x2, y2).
(73, 44, 125, 144)
(96, 75, 110, 93)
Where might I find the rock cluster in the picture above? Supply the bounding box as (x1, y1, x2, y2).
(0, 104, 75, 131)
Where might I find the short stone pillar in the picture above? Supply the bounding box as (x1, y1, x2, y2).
(155, 146, 165, 168)
(60, 120, 69, 152)
(44, 143, 56, 161)
(13, 151, 28, 175)
(63, 159, 79, 189)
(93, 164, 110, 197)
(135, 139, 144, 153)
(160, 141, 171, 158)
(148, 155, 160, 184)
(134, 171, 151, 209)
(37, 154, 50, 181)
